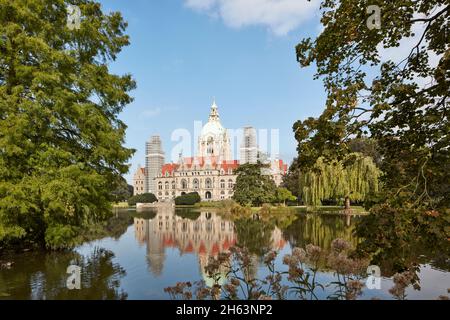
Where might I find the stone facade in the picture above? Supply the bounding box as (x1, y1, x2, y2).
(133, 165, 146, 195)
(155, 157, 239, 201)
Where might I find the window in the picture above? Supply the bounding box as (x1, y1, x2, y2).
(172, 181, 176, 189)
(165, 182, 169, 190)
(205, 178, 212, 189)
(228, 179, 233, 189)
(181, 179, 188, 189)
(158, 182, 163, 190)
(193, 179, 199, 189)
(207, 137, 214, 155)
(220, 179, 225, 189)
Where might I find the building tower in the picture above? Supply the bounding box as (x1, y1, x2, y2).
(145, 135, 165, 194)
(240, 126, 258, 164)
(197, 100, 232, 161)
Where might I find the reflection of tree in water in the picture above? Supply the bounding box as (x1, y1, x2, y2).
(107, 209, 135, 239)
(174, 208, 201, 220)
(234, 218, 275, 256)
(283, 214, 360, 252)
(0, 248, 127, 300)
(355, 208, 450, 277)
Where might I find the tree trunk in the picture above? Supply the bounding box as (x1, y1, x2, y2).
(344, 196, 351, 210)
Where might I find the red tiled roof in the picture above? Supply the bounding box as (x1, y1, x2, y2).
(160, 157, 287, 176)
(276, 159, 288, 174)
(199, 242, 206, 254)
(161, 163, 179, 176)
(185, 241, 194, 253)
(212, 242, 220, 256)
(162, 157, 239, 174)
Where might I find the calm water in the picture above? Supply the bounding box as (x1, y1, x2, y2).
(0, 207, 448, 300)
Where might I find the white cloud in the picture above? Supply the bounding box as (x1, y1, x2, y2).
(142, 108, 162, 118)
(184, 0, 320, 36)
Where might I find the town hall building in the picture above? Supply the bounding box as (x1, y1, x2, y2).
(133, 100, 288, 201)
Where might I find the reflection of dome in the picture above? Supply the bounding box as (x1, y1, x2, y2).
(202, 271, 227, 288)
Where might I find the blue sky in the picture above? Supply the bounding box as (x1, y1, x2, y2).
(99, 0, 326, 183)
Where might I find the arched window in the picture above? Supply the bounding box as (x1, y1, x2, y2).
(205, 178, 212, 189)
(181, 179, 188, 189)
(193, 179, 199, 189)
(207, 137, 214, 155)
(228, 179, 233, 189)
(220, 179, 225, 189)
(165, 182, 169, 190)
(158, 182, 163, 190)
(172, 181, 176, 189)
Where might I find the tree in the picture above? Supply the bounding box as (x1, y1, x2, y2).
(294, 1, 449, 210)
(348, 137, 382, 167)
(300, 153, 380, 208)
(281, 157, 301, 199)
(275, 187, 297, 206)
(111, 177, 132, 203)
(128, 193, 158, 206)
(0, 0, 135, 249)
(232, 163, 276, 207)
(174, 192, 201, 206)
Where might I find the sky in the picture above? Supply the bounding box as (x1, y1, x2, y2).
(98, 0, 327, 184)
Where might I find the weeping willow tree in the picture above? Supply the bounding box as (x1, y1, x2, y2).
(300, 153, 380, 208)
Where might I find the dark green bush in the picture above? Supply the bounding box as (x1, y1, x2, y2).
(175, 192, 201, 205)
(128, 193, 158, 206)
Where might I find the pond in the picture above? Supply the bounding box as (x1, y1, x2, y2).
(0, 207, 448, 300)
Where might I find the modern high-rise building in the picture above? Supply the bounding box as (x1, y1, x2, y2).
(240, 126, 257, 164)
(145, 135, 165, 194)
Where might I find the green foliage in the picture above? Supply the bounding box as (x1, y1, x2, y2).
(127, 193, 157, 206)
(300, 153, 380, 206)
(294, 0, 449, 210)
(0, 0, 135, 249)
(174, 208, 201, 220)
(232, 163, 277, 207)
(111, 177, 132, 202)
(356, 205, 450, 275)
(348, 137, 382, 167)
(44, 224, 78, 250)
(293, 0, 449, 288)
(275, 187, 297, 205)
(174, 192, 201, 206)
(282, 158, 301, 198)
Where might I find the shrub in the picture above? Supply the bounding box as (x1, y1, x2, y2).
(175, 192, 201, 206)
(128, 193, 158, 206)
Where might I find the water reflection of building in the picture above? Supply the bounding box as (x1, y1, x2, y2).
(134, 207, 237, 277)
(134, 208, 288, 281)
